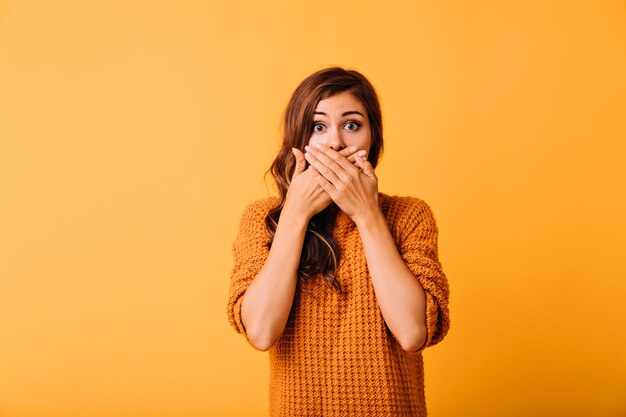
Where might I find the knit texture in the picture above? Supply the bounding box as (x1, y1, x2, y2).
(227, 192, 450, 417)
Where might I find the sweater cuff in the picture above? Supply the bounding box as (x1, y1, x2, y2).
(412, 290, 439, 354)
(232, 296, 253, 345)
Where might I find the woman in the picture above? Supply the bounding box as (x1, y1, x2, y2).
(227, 67, 450, 416)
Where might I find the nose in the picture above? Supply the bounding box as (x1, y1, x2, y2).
(325, 127, 346, 152)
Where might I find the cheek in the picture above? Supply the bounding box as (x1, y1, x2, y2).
(307, 137, 333, 152)
(361, 130, 372, 152)
(307, 135, 322, 147)
(344, 133, 370, 151)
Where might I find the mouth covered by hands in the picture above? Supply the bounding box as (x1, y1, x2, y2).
(303, 143, 379, 222)
(286, 145, 368, 220)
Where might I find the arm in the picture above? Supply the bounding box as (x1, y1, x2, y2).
(395, 198, 450, 352)
(355, 208, 429, 352)
(239, 205, 309, 351)
(354, 198, 449, 353)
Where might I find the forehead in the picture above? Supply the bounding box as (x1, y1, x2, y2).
(315, 92, 366, 113)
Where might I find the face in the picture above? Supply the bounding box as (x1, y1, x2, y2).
(308, 91, 371, 156)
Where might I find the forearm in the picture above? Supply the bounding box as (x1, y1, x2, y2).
(240, 205, 309, 351)
(355, 208, 427, 352)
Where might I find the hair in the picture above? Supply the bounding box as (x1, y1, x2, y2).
(263, 66, 384, 293)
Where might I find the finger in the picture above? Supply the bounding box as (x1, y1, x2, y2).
(304, 148, 343, 185)
(338, 146, 359, 157)
(305, 144, 355, 183)
(310, 165, 336, 197)
(311, 145, 364, 163)
(346, 149, 368, 163)
(309, 144, 360, 175)
(354, 155, 377, 181)
(291, 148, 306, 178)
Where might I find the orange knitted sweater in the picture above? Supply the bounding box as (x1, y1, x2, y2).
(227, 192, 450, 416)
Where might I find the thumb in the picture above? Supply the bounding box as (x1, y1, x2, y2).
(291, 148, 306, 178)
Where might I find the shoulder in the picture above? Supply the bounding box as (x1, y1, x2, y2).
(233, 196, 279, 245)
(378, 192, 434, 224)
(239, 196, 280, 219)
(235, 196, 280, 232)
(378, 192, 440, 246)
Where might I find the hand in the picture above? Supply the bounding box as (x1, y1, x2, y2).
(284, 146, 364, 221)
(303, 143, 379, 222)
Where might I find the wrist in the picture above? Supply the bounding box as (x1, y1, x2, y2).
(353, 204, 385, 230)
(280, 201, 311, 228)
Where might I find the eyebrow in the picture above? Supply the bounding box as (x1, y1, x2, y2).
(314, 111, 365, 117)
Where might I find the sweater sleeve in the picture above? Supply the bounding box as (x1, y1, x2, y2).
(396, 197, 450, 353)
(226, 198, 274, 344)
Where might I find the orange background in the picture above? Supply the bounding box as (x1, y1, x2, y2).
(1, 1, 625, 416)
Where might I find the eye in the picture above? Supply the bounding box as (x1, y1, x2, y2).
(345, 121, 361, 131)
(312, 122, 324, 133)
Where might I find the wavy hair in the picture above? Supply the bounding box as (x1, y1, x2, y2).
(263, 67, 384, 293)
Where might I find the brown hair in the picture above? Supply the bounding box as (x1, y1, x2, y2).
(264, 66, 384, 293)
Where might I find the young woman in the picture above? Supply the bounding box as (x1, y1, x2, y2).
(227, 67, 450, 416)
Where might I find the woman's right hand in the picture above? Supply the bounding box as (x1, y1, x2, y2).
(284, 146, 365, 221)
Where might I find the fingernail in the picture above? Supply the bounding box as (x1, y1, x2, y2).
(357, 150, 367, 156)
(314, 143, 322, 149)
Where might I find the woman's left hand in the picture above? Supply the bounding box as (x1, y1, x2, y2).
(304, 143, 380, 222)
